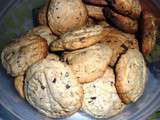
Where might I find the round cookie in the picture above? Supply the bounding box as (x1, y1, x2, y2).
(50, 25, 110, 51)
(86, 5, 105, 20)
(101, 27, 139, 66)
(30, 26, 58, 45)
(115, 49, 147, 104)
(106, 0, 141, 19)
(82, 68, 125, 118)
(37, 0, 50, 25)
(141, 11, 157, 55)
(24, 59, 83, 118)
(63, 43, 112, 83)
(48, 0, 88, 35)
(15, 76, 25, 98)
(14, 53, 59, 99)
(104, 7, 138, 34)
(1, 34, 48, 77)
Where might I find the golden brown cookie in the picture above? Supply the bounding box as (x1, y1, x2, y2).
(1, 34, 48, 76)
(50, 25, 110, 51)
(63, 43, 112, 83)
(37, 0, 50, 25)
(101, 27, 139, 66)
(115, 49, 147, 104)
(48, 0, 88, 35)
(104, 7, 138, 33)
(141, 11, 157, 55)
(106, 0, 141, 19)
(86, 5, 105, 20)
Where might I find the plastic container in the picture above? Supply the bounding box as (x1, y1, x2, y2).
(0, 0, 160, 120)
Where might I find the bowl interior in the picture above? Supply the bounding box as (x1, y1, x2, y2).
(0, 0, 160, 120)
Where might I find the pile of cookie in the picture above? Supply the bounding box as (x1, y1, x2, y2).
(1, 0, 157, 119)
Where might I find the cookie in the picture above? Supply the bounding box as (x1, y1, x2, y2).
(104, 7, 138, 33)
(63, 43, 112, 83)
(141, 11, 157, 55)
(30, 26, 58, 45)
(101, 27, 139, 66)
(50, 25, 110, 51)
(37, 0, 50, 25)
(15, 76, 25, 98)
(48, 0, 88, 35)
(115, 49, 147, 104)
(106, 0, 141, 19)
(82, 68, 125, 118)
(14, 53, 59, 99)
(24, 59, 83, 118)
(1, 34, 48, 76)
(86, 5, 105, 20)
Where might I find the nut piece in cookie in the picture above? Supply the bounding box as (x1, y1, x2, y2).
(104, 7, 138, 33)
(141, 11, 157, 55)
(107, 0, 141, 19)
(82, 68, 125, 118)
(1, 34, 48, 77)
(24, 59, 83, 118)
(30, 26, 58, 45)
(15, 76, 25, 98)
(115, 49, 147, 104)
(50, 25, 110, 51)
(83, 0, 108, 6)
(37, 0, 50, 25)
(48, 0, 88, 35)
(63, 43, 112, 83)
(101, 27, 139, 66)
(86, 5, 105, 20)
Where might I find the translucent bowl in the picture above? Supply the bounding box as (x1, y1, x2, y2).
(0, 0, 160, 120)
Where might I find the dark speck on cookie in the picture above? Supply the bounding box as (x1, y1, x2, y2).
(90, 97, 96, 100)
(41, 86, 45, 90)
(66, 84, 70, 89)
(65, 72, 69, 77)
(52, 78, 56, 83)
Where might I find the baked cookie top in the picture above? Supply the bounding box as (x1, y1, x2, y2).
(24, 59, 83, 118)
(115, 49, 147, 104)
(101, 27, 139, 66)
(50, 25, 109, 51)
(63, 43, 112, 83)
(1, 34, 48, 76)
(82, 68, 125, 118)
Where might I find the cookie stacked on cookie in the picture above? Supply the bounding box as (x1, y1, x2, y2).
(1, 0, 157, 119)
